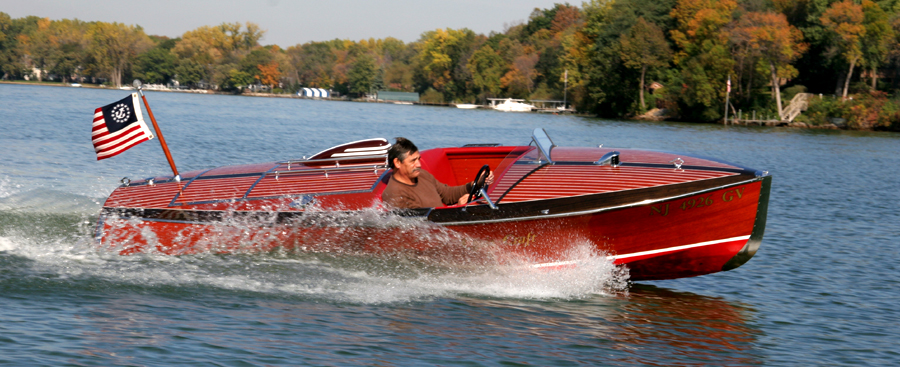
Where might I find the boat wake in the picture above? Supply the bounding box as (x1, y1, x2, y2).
(2, 203, 628, 303)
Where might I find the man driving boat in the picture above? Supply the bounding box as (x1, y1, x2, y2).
(382, 137, 494, 209)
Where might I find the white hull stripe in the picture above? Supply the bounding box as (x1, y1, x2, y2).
(609, 235, 751, 261)
(528, 235, 751, 269)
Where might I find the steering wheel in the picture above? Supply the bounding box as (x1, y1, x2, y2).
(466, 164, 491, 203)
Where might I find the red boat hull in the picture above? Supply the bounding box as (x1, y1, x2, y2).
(96, 176, 769, 281)
(96, 135, 771, 281)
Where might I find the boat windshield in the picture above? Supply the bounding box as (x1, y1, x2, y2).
(488, 128, 556, 204)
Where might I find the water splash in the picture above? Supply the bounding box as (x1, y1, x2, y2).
(0, 175, 17, 199)
(4, 201, 629, 304)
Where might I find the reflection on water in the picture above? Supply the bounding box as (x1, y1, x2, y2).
(62, 262, 761, 365)
(606, 285, 762, 365)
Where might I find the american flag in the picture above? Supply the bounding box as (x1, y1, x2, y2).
(92, 94, 154, 160)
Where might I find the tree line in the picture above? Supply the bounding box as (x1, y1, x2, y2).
(2, 0, 900, 126)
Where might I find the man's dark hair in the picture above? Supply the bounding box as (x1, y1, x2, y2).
(388, 137, 418, 169)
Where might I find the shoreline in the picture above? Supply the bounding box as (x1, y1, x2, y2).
(0, 81, 876, 131)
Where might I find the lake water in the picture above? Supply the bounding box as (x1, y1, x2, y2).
(1, 83, 899, 366)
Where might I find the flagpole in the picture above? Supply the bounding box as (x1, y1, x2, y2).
(724, 75, 731, 125)
(134, 80, 180, 181)
(563, 69, 568, 111)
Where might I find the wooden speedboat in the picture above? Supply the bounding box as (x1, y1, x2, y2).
(95, 129, 771, 281)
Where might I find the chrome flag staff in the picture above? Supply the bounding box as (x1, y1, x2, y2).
(92, 80, 181, 181)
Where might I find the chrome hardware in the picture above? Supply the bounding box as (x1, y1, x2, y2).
(174, 174, 181, 182)
(462, 188, 499, 211)
(541, 209, 549, 214)
(120, 177, 131, 186)
(265, 164, 388, 178)
(531, 128, 556, 164)
(481, 188, 498, 210)
(282, 154, 390, 166)
(275, 171, 279, 180)
(756, 170, 769, 177)
(598, 144, 603, 148)
(670, 158, 684, 170)
(595, 151, 620, 167)
(147, 178, 155, 186)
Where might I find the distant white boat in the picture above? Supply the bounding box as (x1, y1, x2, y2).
(393, 101, 413, 105)
(70, 83, 82, 87)
(455, 104, 479, 109)
(119, 86, 134, 90)
(493, 98, 535, 112)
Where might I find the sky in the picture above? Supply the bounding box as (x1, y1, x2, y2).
(3, 0, 569, 47)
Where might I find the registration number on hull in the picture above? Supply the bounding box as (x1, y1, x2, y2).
(649, 187, 746, 217)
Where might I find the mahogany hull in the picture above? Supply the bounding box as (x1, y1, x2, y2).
(96, 175, 770, 281)
(95, 134, 771, 281)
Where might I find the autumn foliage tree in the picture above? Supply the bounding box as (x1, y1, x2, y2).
(6, 2, 900, 128)
(821, 0, 866, 99)
(501, 47, 540, 97)
(670, 0, 737, 121)
(257, 61, 280, 89)
(730, 12, 807, 120)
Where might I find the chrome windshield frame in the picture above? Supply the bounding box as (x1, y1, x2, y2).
(530, 128, 556, 164)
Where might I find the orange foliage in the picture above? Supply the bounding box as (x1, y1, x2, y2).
(257, 62, 281, 87)
(731, 12, 807, 67)
(551, 5, 581, 34)
(670, 0, 737, 63)
(820, 0, 865, 49)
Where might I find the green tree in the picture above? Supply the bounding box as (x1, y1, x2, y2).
(173, 59, 205, 87)
(134, 39, 177, 84)
(467, 44, 505, 97)
(0, 15, 42, 80)
(619, 17, 671, 112)
(85, 22, 152, 87)
(48, 19, 89, 83)
(220, 68, 253, 91)
(348, 53, 376, 95)
(287, 41, 338, 88)
(670, 0, 737, 121)
(19, 17, 55, 81)
(219, 21, 265, 52)
(415, 28, 478, 100)
(860, 0, 894, 89)
(580, 0, 678, 116)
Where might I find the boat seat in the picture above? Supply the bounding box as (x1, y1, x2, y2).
(419, 148, 459, 185)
